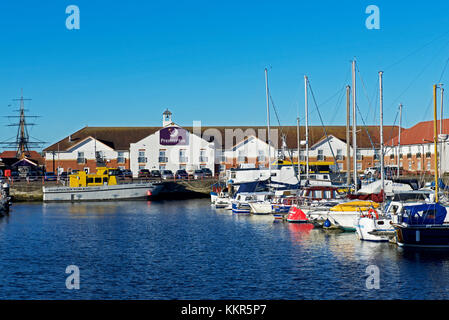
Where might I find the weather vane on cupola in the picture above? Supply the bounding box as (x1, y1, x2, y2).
(162, 108, 173, 127)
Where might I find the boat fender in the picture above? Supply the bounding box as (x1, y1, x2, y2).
(324, 219, 331, 228)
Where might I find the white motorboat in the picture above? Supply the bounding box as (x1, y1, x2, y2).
(321, 200, 381, 231)
(354, 210, 395, 242)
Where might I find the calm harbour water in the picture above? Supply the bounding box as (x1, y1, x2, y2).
(1, 199, 449, 300)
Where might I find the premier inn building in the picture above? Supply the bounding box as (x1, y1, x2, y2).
(43, 109, 398, 177)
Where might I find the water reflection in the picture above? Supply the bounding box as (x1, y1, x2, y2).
(3, 200, 449, 299)
(287, 223, 314, 243)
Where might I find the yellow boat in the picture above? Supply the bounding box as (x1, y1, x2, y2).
(43, 167, 163, 201)
(330, 200, 379, 212)
(69, 167, 119, 187)
(323, 200, 380, 231)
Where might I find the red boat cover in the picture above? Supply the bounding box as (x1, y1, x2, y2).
(346, 190, 385, 203)
(287, 206, 308, 222)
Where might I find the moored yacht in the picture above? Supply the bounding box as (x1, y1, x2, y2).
(322, 200, 380, 231)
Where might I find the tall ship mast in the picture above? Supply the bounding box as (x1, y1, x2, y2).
(0, 89, 45, 158)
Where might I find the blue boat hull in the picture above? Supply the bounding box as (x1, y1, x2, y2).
(272, 205, 291, 214)
(394, 224, 449, 248)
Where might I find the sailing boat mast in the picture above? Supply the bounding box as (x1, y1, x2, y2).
(265, 68, 272, 178)
(352, 60, 357, 192)
(440, 85, 444, 179)
(304, 75, 309, 180)
(434, 84, 439, 202)
(297, 116, 300, 179)
(379, 71, 385, 200)
(346, 85, 351, 186)
(397, 103, 402, 178)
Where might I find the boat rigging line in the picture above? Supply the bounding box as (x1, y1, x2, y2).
(306, 79, 343, 181)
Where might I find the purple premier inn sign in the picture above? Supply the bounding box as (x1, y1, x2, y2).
(159, 126, 189, 145)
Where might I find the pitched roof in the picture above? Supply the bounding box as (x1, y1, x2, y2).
(0, 150, 45, 165)
(385, 118, 449, 146)
(44, 127, 160, 152)
(43, 125, 400, 152)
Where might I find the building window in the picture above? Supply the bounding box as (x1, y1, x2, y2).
(356, 150, 362, 160)
(237, 151, 246, 162)
(159, 164, 166, 171)
(317, 150, 324, 161)
(138, 150, 147, 163)
(408, 161, 412, 170)
(417, 161, 421, 171)
(427, 161, 431, 171)
(138, 165, 145, 170)
(159, 150, 168, 163)
(199, 149, 208, 162)
(179, 164, 186, 170)
(96, 151, 104, 161)
(299, 151, 305, 161)
(337, 163, 343, 170)
(199, 164, 206, 169)
(77, 152, 85, 164)
(179, 149, 188, 163)
(400, 160, 403, 168)
(117, 151, 125, 164)
(356, 162, 362, 171)
(374, 150, 380, 160)
(336, 149, 343, 160)
(257, 150, 265, 162)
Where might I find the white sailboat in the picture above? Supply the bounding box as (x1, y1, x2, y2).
(354, 71, 395, 240)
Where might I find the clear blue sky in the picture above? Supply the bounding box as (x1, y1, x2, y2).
(1, 0, 449, 150)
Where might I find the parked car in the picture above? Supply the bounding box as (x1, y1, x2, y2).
(9, 171, 20, 182)
(44, 172, 57, 181)
(59, 172, 69, 181)
(161, 170, 174, 180)
(193, 169, 204, 180)
(138, 169, 151, 178)
(201, 168, 213, 178)
(175, 169, 188, 179)
(119, 169, 133, 178)
(150, 170, 161, 178)
(363, 167, 378, 176)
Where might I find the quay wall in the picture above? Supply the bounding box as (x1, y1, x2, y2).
(8, 174, 449, 202)
(8, 178, 218, 202)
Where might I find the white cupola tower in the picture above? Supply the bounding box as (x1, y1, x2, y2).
(162, 108, 173, 127)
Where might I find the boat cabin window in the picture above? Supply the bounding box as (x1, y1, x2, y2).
(388, 205, 400, 214)
(94, 177, 102, 184)
(314, 190, 323, 199)
(103, 177, 108, 184)
(87, 177, 94, 184)
(324, 190, 333, 199)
